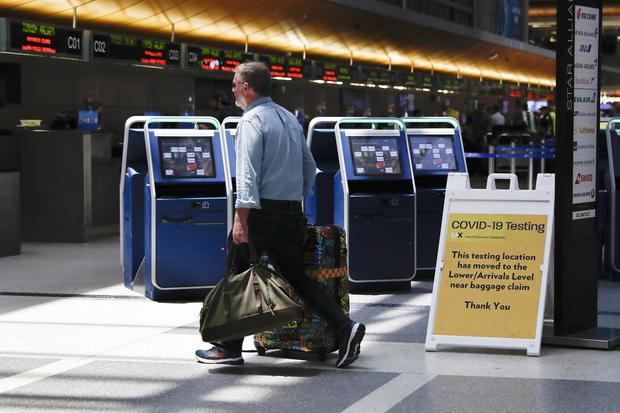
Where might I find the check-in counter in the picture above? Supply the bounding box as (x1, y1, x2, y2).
(0, 132, 20, 256)
(18, 130, 120, 242)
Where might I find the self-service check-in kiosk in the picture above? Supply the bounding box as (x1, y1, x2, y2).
(402, 117, 467, 277)
(139, 117, 230, 301)
(304, 117, 345, 225)
(221, 116, 241, 234)
(605, 118, 620, 282)
(334, 118, 416, 289)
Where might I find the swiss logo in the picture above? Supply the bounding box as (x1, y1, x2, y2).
(575, 173, 593, 184)
(576, 8, 597, 20)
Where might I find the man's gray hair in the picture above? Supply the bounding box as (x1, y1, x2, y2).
(235, 62, 272, 97)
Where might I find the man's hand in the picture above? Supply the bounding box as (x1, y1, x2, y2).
(233, 208, 250, 244)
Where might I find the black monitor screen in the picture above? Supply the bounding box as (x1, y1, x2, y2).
(349, 136, 402, 176)
(409, 136, 457, 171)
(158, 136, 215, 178)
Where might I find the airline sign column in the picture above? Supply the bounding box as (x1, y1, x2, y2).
(572, 6, 600, 209)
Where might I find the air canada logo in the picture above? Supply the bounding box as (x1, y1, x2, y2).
(575, 173, 593, 184)
(579, 44, 592, 53)
(576, 8, 597, 20)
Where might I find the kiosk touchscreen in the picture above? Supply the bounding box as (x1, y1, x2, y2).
(334, 120, 416, 288)
(605, 118, 620, 281)
(142, 117, 230, 301)
(403, 118, 467, 277)
(158, 136, 216, 178)
(409, 136, 458, 172)
(304, 117, 344, 225)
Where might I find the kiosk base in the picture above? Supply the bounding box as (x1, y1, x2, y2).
(542, 323, 620, 350)
(413, 269, 435, 280)
(349, 281, 411, 294)
(130, 258, 210, 302)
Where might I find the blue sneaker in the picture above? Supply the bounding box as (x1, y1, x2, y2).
(195, 345, 244, 365)
(336, 322, 366, 368)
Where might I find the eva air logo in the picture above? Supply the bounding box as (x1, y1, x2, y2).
(574, 94, 596, 103)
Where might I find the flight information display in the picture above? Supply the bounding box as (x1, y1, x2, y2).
(9, 21, 82, 56)
(221, 50, 253, 72)
(349, 136, 402, 176)
(322, 62, 338, 81)
(187, 47, 222, 70)
(287, 57, 305, 79)
(409, 136, 457, 171)
(158, 137, 215, 178)
(92, 34, 180, 66)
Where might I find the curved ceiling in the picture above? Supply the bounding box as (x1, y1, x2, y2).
(1, 0, 556, 87)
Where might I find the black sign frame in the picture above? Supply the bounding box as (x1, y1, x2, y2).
(9, 20, 83, 57)
(92, 33, 180, 66)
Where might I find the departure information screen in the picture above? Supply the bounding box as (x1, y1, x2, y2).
(409, 136, 457, 171)
(9, 21, 82, 56)
(349, 136, 402, 176)
(92, 34, 180, 66)
(158, 137, 215, 178)
(187, 47, 222, 70)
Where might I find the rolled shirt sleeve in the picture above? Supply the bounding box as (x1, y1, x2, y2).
(235, 120, 263, 209)
(233, 97, 314, 206)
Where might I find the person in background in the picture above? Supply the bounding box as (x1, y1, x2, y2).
(195, 62, 366, 368)
(548, 105, 556, 137)
(205, 92, 240, 122)
(524, 103, 538, 135)
(315, 102, 327, 116)
(468, 103, 490, 148)
(509, 101, 527, 131)
(539, 107, 554, 138)
(489, 104, 505, 128)
(442, 100, 460, 122)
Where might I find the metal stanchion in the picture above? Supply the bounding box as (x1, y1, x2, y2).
(489, 145, 495, 175)
(528, 155, 534, 189)
(510, 141, 516, 174)
(540, 138, 546, 173)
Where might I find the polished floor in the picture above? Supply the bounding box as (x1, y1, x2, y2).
(0, 236, 619, 412)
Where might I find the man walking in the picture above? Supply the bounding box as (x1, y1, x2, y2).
(195, 62, 365, 368)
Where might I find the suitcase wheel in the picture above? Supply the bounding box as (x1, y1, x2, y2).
(317, 350, 327, 361)
(255, 345, 267, 356)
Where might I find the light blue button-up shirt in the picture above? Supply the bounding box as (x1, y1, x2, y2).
(235, 97, 316, 209)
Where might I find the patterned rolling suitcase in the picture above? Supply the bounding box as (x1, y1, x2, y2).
(253, 224, 349, 360)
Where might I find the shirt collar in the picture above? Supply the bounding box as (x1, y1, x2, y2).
(244, 96, 272, 113)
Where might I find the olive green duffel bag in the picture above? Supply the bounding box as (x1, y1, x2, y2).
(199, 246, 304, 343)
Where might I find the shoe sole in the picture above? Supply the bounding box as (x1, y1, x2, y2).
(336, 323, 365, 368)
(195, 355, 244, 365)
